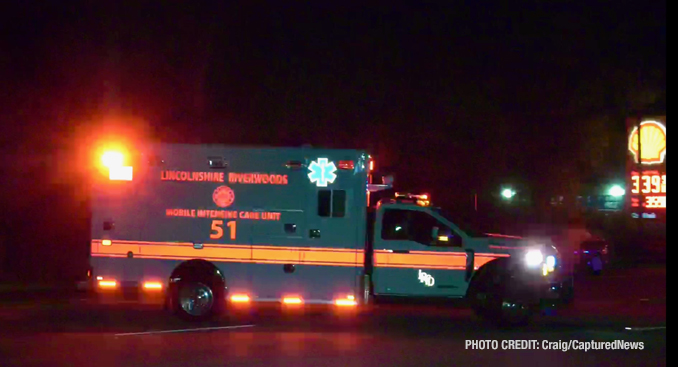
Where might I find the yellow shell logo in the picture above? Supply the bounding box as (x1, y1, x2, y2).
(629, 121, 667, 165)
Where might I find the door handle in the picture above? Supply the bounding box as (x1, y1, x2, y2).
(392, 250, 410, 254)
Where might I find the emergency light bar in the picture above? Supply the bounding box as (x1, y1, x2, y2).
(100, 150, 134, 181)
(395, 192, 431, 206)
(109, 166, 133, 181)
(102, 151, 124, 168)
(396, 192, 428, 200)
(338, 160, 355, 170)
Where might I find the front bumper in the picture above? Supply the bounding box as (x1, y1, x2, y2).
(506, 269, 573, 310)
(539, 277, 574, 309)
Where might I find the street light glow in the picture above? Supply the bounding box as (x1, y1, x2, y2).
(609, 185, 626, 197)
(501, 188, 515, 200)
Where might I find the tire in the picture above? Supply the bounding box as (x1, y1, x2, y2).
(560, 277, 575, 305)
(168, 260, 227, 322)
(467, 263, 533, 328)
(467, 266, 492, 317)
(172, 280, 220, 322)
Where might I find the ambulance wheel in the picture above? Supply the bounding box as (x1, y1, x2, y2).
(467, 263, 532, 328)
(173, 280, 219, 321)
(168, 260, 226, 322)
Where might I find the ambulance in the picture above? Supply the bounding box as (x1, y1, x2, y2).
(90, 144, 567, 326)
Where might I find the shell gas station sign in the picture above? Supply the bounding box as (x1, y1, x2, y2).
(626, 117, 666, 217)
(628, 121, 667, 165)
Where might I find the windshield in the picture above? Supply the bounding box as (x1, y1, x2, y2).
(432, 207, 488, 238)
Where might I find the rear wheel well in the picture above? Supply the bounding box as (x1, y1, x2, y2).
(170, 259, 225, 288)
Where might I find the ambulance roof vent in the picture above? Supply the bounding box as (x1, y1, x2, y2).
(285, 160, 305, 170)
(208, 156, 228, 169)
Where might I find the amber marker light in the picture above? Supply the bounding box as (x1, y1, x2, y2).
(98, 280, 117, 289)
(143, 282, 163, 291)
(282, 296, 303, 305)
(230, 294, 251, 303)
(335, 295, 358, 307)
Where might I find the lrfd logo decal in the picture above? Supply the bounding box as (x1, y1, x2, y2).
(418, 270, 435, 287)
(212, 185, 235, 208)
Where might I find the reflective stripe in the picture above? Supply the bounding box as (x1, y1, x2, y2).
(91, 240, 508, 269)
(91, 240, 362, 267)
(374, 251, 466, 270)
(373, 250, 508, 270)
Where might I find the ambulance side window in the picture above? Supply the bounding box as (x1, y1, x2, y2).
(332, 190, 346, 217)
(317, 190, 346, 218)
(318, 190, 332, 217)
(382, 209, 456, 246)
(381, 209, 410, 240)
(407, 211, 441, 245)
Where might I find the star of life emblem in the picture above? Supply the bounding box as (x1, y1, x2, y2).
(308, 158, 338, 187)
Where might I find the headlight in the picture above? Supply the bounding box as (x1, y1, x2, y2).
(525, 250, 544, 267)
(546, 255, 556, 268)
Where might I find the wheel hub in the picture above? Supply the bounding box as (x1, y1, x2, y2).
(179, 283, 214, 316)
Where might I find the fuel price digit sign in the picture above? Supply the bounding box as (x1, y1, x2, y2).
(629, 172, 666, 209)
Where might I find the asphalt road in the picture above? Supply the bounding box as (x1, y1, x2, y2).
(0, 267, 666, 367)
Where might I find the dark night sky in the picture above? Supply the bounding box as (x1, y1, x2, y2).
(0, 1, 667, 279)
